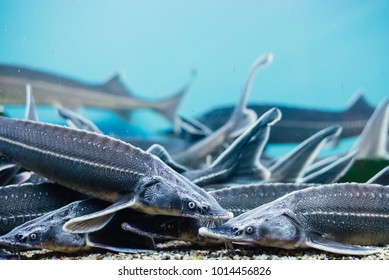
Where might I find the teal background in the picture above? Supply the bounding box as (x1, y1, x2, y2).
(0, 0, 388, 143)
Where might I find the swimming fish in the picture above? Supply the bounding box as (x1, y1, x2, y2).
(199, 183, 389, 255)
(0, 116, 232, 234)
(0, 64, 192, 123)
(193, 91, 375, 143)
(0, 199, 153, 253)
(269, 126, 342, 182)
(121, 182, 319, 245)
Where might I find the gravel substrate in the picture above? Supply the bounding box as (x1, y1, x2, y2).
(18, 241, 389, 260)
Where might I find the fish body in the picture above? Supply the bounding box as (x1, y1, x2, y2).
(0, 117, 232, 232)
(199, 183, 389, 255)
(0, 64, 187, 123)
(0, 182, 85, 235)
(196, 92, 374, 143)
(122, 183, 318, 245)
(0, 199, 154, 253)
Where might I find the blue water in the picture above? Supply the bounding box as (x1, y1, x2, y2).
(1, 1, 388, 155)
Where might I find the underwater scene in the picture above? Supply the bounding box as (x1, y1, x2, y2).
(0, 0, 388, 260)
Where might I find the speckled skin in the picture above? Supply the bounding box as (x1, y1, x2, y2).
(0, 116, 231, 220)
(200, 183, 389, 254)
(0, 182, 85, 235)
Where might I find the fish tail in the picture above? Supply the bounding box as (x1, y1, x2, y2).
(152, 70, 196, 123)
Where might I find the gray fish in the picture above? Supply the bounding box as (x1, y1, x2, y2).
(0, 182, 86, 235)
(194, 90, 375, 143)
(0, 117, 232, 234)
(0, 199, 153, 253)
(122, 182, 319, 245)
(0, 64, 191, 123)
(199, 183, 389, 255)
(172, 54, 273, 168)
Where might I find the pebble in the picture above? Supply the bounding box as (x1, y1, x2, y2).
(19, 243, 389, 260)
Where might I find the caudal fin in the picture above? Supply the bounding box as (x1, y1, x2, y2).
(152, 70, 196, 123)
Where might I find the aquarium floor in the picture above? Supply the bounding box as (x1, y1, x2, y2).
(19, 241, 389, 260)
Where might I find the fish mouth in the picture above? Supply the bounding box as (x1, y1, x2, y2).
(198, 226, 250, 244)
(198, 227, 229, 240)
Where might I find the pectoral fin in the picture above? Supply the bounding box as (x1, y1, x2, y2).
(306, 233, 380, 255)
(63, 195, 136, 233)
(86, 236, 153, 253)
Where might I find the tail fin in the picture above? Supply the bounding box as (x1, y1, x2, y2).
(152, 70, 196, 124)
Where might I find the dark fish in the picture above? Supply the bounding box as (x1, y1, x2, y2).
(195, 91, 375, 143)
(0, 117, 232, 234)
(0, 182, 86, 235)
(0, 199, 152, 253)
(199, 183, 389, 255)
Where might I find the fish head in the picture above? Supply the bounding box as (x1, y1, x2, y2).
(199, 210, 305, 249)
(0, 219, 86, 253)
(133, 176, 234, 220)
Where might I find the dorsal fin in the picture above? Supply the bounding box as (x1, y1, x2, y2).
(353, 97, 389, 159)
(346, 90, 373, 112)
(100, 74, 132, 97)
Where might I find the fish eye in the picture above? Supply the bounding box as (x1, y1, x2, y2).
(30, 233, 37, 240)
(188, 201, 196, 210)
(246, 226, 253, 235)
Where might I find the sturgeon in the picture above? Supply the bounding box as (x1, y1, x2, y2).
(121, 183, 319, 245)
(0, 199, 153, 253)
(0, 182, 86, 235)
(199, 183, 389, 255)
(194, 91, 375, 143)
(0, 116, 232, 234)
(0, 64, 191, 123)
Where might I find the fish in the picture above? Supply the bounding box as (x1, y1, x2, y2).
(121, 182, 320, 245)
(172, 53, 273, 168)
(0, 199, 153, 253)
(0, 182, 86, 235)
(199, 183, 389, 255)
(0, 116, 232, 234)
(0, 64, 192, 123)
(192, 90, 375, 143)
